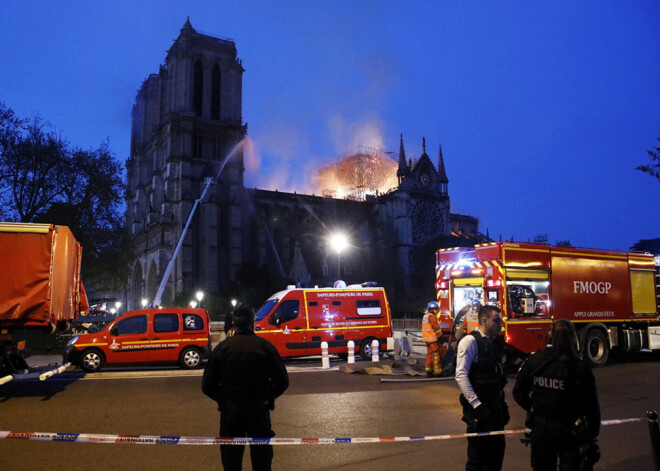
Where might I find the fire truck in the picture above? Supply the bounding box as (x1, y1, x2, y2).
(435, 242, 660, 367)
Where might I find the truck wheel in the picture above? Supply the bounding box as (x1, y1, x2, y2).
(359, 338, 376, 361)
(80, 349, 105, 372)
(179, 347, 202, 369)
(583, 329, 609, 368)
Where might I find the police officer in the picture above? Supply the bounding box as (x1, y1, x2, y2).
(422, 301, 445, 377)
(513, 319, 600, 471)
(202, 306, 289, 471)
(456, 305, 509, 471)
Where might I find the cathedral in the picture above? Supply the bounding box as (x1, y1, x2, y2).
(124, 20, 479, 313)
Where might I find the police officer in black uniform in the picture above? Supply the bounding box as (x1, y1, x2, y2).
(202, 306, 289, 471)
(456, 305, 509, 471)
(513, 319, 600, 471)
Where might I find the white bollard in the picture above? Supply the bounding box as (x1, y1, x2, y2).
(347, 340, 355, 364)
(321, 341, 330, 369)
(0, 374, 14, 385)
(39, 362, 71, 381)
(371, 339, 379, 362)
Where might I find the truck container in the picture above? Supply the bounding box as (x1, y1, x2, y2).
(0, 222, 88, 380)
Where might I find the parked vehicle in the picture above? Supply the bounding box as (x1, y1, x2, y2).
(71, 310, 117, 334)
(254, 282, 393, 360)
(435, 241, 660, 367)
(64, 308, 211, 372)
(0, 222, 88, 380)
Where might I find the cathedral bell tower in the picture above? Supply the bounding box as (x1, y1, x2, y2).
(125, 18, 247, 309)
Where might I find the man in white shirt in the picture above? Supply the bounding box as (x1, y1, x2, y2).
(455, 305, 508, 471)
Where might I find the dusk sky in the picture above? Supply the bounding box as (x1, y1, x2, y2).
(2, 1, 659, 251)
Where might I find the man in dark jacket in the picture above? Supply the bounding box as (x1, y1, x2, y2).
(202, 306, 289, 471)
(513, 320, 600, 471)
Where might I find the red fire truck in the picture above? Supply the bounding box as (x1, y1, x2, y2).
(435, 242, 660, 367)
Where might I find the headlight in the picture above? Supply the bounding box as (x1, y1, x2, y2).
(67, 336, 79, 347)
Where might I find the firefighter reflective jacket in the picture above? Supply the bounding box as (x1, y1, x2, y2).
(422, 312, 442, 344)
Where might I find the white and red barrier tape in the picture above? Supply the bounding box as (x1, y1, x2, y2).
(0, 418, 645, 446)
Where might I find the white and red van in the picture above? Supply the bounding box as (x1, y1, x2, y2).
(253, 283, 393, 360)
(64, 308, 211, 371)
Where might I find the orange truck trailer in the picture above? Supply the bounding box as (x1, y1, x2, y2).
(435, 242, 660, 367)
(0, 222, 88, 380)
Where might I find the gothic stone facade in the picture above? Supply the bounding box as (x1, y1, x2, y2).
(125, 21, 460, 312)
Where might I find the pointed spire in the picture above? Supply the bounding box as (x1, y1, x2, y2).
(437, 143, 448, 183)
(397, 134, 408, 179)
(181, 17, 196, 34)
(422, 137, 427, 156)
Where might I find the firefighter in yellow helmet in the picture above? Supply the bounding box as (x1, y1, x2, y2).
(422, 301, 446, 377)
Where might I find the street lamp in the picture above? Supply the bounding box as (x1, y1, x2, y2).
(231, 299, 237, 309)
(196, 291, 204, 308)
(115, 301, 121, 314)
(141, 298, 148, 308)
(190, 300, 197, 309)
(110, 308, 116, 315)
(329, 232, 349, 279)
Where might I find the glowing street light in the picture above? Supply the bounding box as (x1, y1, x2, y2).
(141, 298, 148, 308)
(196, 291, 204, 308)
(231, 299, 237, 309)
(190, 300, 198, 309)
(115, 301, 122, 314)
(110, 308, 117, 315)
(328, 232, 349, 279)
(329, 232, 349, 254)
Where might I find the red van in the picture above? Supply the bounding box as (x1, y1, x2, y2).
(64, 308, 211, 372)
(254, 283, 393, 360)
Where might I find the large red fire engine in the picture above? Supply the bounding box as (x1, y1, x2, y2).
(435, 242, 660, 367)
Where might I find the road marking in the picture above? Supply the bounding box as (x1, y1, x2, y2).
(56, 364, 341, 380)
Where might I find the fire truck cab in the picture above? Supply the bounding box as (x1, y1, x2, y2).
(436, 242, 660, 367)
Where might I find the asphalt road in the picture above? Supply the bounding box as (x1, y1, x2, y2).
(1, 352, 659, 470)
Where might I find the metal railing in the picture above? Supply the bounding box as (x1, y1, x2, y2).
(392, 318, 422, 332)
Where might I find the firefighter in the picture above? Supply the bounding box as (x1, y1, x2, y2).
(422, 301, 446, 377)
(202, 306, 289, 471)
(513, 319, 601, 471)
(456, 305, 509, 471)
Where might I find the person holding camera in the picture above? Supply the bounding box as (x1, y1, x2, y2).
(513, 319, 601, 470)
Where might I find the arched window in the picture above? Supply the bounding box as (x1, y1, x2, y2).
(211, 64, 221, 120)
(193, 59, 203, 117)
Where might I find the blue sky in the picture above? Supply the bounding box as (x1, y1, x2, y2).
(2, 1, 659, 250)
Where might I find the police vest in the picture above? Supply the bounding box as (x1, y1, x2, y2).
(422, 313, 438, 344)
(528, 349, 587, 422)
(468, 331, 506, 402)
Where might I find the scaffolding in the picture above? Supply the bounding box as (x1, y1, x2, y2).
(316, 146, 398, 201)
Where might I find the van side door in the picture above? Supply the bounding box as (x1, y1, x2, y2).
(150, 312, 182, 362)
